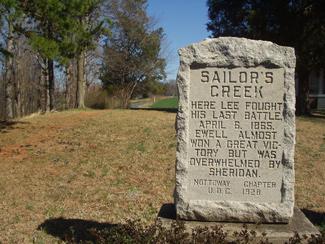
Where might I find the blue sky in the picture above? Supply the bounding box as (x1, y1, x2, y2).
(147, 1, 210, 81)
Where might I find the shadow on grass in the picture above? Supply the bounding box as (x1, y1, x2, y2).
(38, 217, 117, 243)
(302, 209, 325, 229)
(38, 206, 325, 243)
(300, 110, 325, 119)
(38, 204, 175, 243)
(0, 121, 29, 133)
(129, 107, 177, 113)
(158, 203, 176, 220)
(309, 113, 325, 120)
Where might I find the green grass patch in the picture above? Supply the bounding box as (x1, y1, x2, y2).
(150, 97, 178, 109)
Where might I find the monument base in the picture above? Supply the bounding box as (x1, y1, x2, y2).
(157, 204, 320, 244)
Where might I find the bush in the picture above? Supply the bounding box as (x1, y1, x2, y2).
(85, 87, 123, 109)
(62, 219, 325, 244)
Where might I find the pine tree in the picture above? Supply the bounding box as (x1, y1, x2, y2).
(20, 0, 108, 109)
(58, 0, 109, 108)
(20, 0, 64, 111)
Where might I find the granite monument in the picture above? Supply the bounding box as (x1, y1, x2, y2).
(175, 37, 296, 223)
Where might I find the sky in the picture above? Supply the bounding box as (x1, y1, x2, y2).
(147, 1, 210, 81)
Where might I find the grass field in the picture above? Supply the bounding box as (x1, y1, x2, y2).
(150, 97, 178, 109)
(129, 96, 176, 109)
(0, 110, 324, 242)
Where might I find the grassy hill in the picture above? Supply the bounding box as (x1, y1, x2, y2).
(0, 110, 324, 242)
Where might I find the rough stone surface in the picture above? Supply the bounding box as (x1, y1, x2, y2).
(175, 37, 296, 223)
(158, 204, 320, 244)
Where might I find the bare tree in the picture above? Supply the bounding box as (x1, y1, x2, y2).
(2, 7, 15, 120)
(100, 0, 166, 108)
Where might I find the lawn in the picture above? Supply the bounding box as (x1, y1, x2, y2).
(129, 96, 177, 109)
(0, 110, 324, 242)
(150, 97, 178, 109)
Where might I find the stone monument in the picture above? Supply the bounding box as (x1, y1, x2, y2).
(174, 37, 296, 223)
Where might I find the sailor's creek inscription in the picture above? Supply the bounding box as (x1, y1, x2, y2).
(188, 67, 284, 203)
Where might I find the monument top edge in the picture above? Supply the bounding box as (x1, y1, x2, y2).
(177, 37, 295, 68)
(179, 37, 294, 53)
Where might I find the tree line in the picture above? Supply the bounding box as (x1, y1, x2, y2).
(0, 0, 167, 121)
(207, 0, 325, 115)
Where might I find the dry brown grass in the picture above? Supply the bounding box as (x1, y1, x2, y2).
(0, 110, 324, 242)
(295, 116, 325, 213)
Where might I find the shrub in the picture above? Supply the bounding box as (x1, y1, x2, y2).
(85, 87, 123, 109)
(61, 220, 325, 244)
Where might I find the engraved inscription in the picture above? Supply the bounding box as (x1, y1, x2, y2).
(187, 67, 284, 203)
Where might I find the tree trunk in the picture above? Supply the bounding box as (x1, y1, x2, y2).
(13, 60, 21, 118)
(5, 66, 14, 120)
(37, 67, 43, 113)
(120, 82, 137, 109)
(65, 62, 73, 109)
(40, 59, 49, 113)
(13, 46, 22, 118)
(296, 65, 311, 115)
(4, 21, 14, 120)
(76, 52, 86, 109)
(48, 59, 55, 111)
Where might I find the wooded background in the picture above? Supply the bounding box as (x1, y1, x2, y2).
(207, 0, 325, 115)
(1, 0, 324, 121)
(0, 0, 174, 121)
